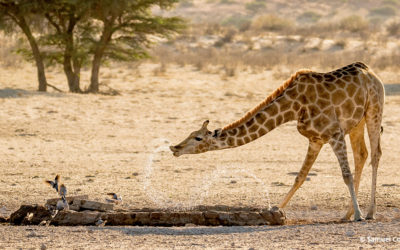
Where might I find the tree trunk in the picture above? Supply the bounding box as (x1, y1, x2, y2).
(64, 67, 81, 93)
(63, 19, 81, 93)
(88, 52, 102, 93)
(63, 52, 81, 93)
(17, 15, 47, 92)
(88, 20, 114, 93)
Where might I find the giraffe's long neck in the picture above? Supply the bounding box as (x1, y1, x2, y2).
(216, 94, 299, 149)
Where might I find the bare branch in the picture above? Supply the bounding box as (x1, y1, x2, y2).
(46, 83, 64, 93)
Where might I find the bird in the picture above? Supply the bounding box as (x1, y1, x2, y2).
(56, 196, 69, 210)
(45, 175, 60, 192)
(95, 219, 107, 227)
(59, 184, 67, 198)
(106, 192, 122, 204)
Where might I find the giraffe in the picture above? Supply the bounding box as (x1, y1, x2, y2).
(170, 62, 384, 221)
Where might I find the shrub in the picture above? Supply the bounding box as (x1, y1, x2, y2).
(333, 39, 347, 50)
(382, 0, 399, 6)
(251, 15, 293, 32)
(0, 36, 23, 68)
(179, 0, 194, 8)
(297, 11, 322, 23)
(386, 21, 400, 36)
(219, 0, 236, 4)
(339, 15, 369, 33)
(214, 28, 236, 48)
(369, 6, 397, 17)
(221, 15, 252, 31)
(245, 1, 266, 13)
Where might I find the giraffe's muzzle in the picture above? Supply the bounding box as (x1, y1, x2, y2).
(169, 145, 181, 157)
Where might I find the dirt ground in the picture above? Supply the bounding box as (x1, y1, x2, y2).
(0, 63, 399, 249)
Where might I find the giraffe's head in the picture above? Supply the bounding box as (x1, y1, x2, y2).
(170, 120, 222, 157)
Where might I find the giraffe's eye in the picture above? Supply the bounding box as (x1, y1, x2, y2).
(194, 137, 202, 141)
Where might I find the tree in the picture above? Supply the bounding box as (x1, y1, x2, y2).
(0, 0, 48, 91)
(87, 0, 185, 93)
(40, 0, 92, 93)
(1, 0, 184, 93)
(40, 0, 184, 93)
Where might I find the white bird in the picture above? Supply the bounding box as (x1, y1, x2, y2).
(45, 175, 60, 192)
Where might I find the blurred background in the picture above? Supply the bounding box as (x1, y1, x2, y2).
(1, 0, 400, 87)
(151, 0, 400, 82)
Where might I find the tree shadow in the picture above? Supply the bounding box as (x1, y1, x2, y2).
(0, 88, 66, 99)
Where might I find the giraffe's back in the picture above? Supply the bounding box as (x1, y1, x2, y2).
(293, 62, 381, 137)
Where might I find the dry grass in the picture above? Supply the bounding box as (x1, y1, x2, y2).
(148, 2, 400, 80)
(0, 36, 23, 68)
(339, 15, 369, 33)
(251, 15, 294, 32)
(386, 21, 400, 36)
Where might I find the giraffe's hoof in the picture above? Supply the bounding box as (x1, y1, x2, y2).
(354, 216, 364, 222)
(365, 214, 375, 220)
(353, 212, 364, 222)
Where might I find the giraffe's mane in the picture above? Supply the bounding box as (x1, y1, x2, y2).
(222, 69, 313, 131)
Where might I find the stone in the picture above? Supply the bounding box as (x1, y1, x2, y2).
(9, 205, 51, 225)
(134, 212, 150, 225)
(7, 204, 286, 226)
(72, 199, 113, 212)
(260, 206, 286, 225)
(0, 216, 8, 223)
(103, 212, 137, 226)
(203, 211, 220, 226)
(51, 210, 101, 226)
(190, 211, 206, 225)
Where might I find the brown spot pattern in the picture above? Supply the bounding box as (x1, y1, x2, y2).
(336, 79, 346, 88)
(238, 126, 247, 137)
(258, 128, 267, 136)
(228, 128, 237, 136)
(255, 112, 266, 124)
(265, 119, 275, 131)
(249, 124, 259, 133)
(342, 99, 355, 118)
(306, 85, 317, 102)
(276, 115, 283, 125)
(331, 90, 346, 105)
(266, 104, 278, 116)
(346, 83, 357, 97)
(283, 111, 295, 121)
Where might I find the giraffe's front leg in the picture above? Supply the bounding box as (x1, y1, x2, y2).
(329, 130, 363, 221)
(279, 140, 323, 208)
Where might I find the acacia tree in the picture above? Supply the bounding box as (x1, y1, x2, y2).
(87, 0, 184, 93)
(1, 0, 184, 93)
(0, 0, 48, 91)
(39, 0, 92, 93)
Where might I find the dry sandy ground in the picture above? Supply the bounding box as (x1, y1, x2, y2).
(0, 63, 399, 249)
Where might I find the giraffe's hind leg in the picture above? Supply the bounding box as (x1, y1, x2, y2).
(279, 140, 323, 208)
(343, 119, 368, 220)
(365, 108, 383, 220)
(329, 129, 363, 221)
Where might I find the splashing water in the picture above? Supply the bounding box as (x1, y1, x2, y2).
(143, 138, 271, 210)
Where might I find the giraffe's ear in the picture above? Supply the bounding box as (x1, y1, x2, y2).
(201, 120, 209, 130)
(212, 128, 222, 137)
